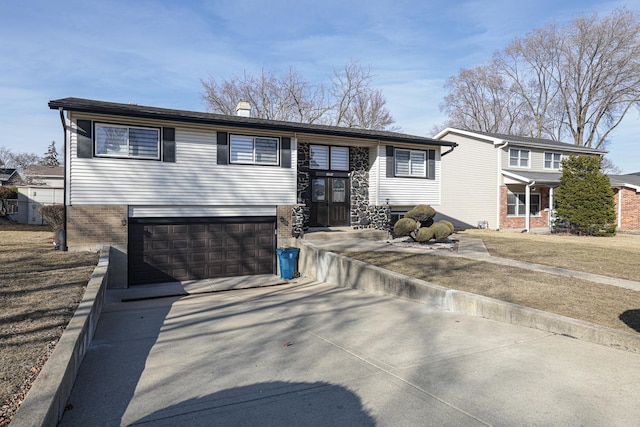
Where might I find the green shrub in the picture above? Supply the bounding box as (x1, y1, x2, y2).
(415, 226, 435, 242)
(554, 156, 616, 236)
(404, 205, 436, 222)
(432, 222, 453, 240)
(393, 217, 417, 236)
(436, 220, 454, 233)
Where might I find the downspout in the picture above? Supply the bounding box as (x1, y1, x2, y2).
(496, 141, 508, 230)
(57, 107, 68, 251)
(525, 180, 535, 232)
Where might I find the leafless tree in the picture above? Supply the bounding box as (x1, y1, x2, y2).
(0, 146, 13, 168)
(441, 64, 525, 134)
(440, 8, 640, 150)
(201, 60, 396, 130)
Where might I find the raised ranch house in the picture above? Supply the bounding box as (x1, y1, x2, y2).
(433, 128, 607, 232)
(49, 97, 457, 287)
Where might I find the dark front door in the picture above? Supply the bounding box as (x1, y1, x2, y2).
(311, 177, 349, 226)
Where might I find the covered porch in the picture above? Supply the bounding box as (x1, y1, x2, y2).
(500, 170, 562, 232)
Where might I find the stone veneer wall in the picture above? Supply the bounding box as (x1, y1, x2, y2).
(296, 143, 389, 231)
(349, 147, 371, 228)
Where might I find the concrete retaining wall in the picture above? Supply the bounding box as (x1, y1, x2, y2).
(297, 240, 640, 353)
(11, 247, 111, 427)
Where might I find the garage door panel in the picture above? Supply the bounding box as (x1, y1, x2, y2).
(129, 219, 275, 285)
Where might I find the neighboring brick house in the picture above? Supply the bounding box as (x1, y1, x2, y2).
(609, 174, 640, 232)
(433, 128, 607, 232)
(49, 97, 456, 287)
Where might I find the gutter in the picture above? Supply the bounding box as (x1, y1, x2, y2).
(440, 143, 457, 156)
(57, 108, 68, 251)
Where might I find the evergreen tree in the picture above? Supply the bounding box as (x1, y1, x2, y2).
(554, 156, 616, 236)
(42, 141, 59, 166)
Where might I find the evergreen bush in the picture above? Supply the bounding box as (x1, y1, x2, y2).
(393, 217, 417, 237)
(404, 204, 436, 222)
(432, 222, 452, 240)
(554, 156, 616, 236)
(415, 226, 435, 242)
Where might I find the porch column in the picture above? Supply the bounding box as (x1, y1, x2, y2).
(548, 187, 554, 230)
(525, 184, 531, 231)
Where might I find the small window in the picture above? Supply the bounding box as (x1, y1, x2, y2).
(395, 149, 426, 177)
(310, 145, 328, 169)
(509, 149, 530, 168)
(544, 152, 562, 169)
(330, 147, 349, 171)
(230, 135, 279, 165)
(507, 193, 540, 216)
(310, 145, 349, 171)
(95, 123, 160, 159)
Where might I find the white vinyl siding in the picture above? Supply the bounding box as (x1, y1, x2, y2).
(509, 148, 529, 168)
(438, 134, 498, 228)
(69, 119, 296, 206)
(370, 145, 441, 206)
(95, 123, 160, 159)
(544, 152, 562, 170)
(230, 135, 279, 165)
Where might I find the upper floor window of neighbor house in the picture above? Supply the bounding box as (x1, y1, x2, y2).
(309, 145, 349, 171)
(509, 148, 530, 168)
(230, 135, 279, 165)
(544, 152, 562, 169)
(395, 148, 426, 177)
(95, 123, 160, 159)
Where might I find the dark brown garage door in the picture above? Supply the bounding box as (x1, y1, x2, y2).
(128, 217, 276, 285)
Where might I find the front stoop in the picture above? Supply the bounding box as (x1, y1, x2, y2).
(303, 227, 389, 241)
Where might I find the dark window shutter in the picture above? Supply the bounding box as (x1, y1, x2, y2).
(427, 149, 436, 179)
(163, 127, 175, 163)
(386, 146, 395, 177)
(280, 137, 291, 168)
(76, 119, 92, 158)
(217, 132, 228, 165)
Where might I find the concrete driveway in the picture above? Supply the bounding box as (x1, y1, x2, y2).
(59, 279, 640, 426)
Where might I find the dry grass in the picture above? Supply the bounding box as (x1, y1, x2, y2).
(0, 223, 98, 426)
(464, 229, 640, 281)
(338, 231, 640, 336)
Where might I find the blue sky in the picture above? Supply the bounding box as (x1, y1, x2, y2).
(1, 0, 638, 171)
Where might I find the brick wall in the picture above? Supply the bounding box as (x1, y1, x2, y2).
(614, 188, 640, 231)
(499, 186, 549, 230)
(67, 205, 128, 250)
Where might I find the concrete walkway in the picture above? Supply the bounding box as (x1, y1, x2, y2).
(308, 236, 640, 292)
(58, 279, 640, 426)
